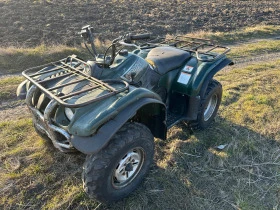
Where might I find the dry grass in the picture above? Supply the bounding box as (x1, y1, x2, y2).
(0, 119, 93, 210)
(0, 45, 90, 75)
(228, 39, 280, 60)
(0, 76, 24, 102)
(187, 25, 280, 44)
(1, 27, 280, 209)
(0, 39, 111, 75)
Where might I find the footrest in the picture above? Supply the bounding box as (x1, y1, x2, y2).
(166, 111, 184, 128)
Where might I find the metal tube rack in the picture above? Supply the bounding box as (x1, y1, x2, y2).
(141, 35, 231, 62)
(22, 55, 129, 108)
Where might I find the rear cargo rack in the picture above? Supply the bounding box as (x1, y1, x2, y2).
(23, 55, 129, 108)
(141, 35, 230, 62)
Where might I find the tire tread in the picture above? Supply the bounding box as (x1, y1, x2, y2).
(189, 79, 222, 130)
(82, 122, 154, 202)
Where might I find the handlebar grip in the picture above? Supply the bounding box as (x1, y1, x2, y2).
(130, 33, 151, 40)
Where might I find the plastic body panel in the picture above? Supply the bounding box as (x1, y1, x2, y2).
(70, 98, 166, 154)
(66, 87, 163, 136)
(172, 56, 232, 96)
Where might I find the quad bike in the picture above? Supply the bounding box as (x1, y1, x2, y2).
(17, 25, 233, 203)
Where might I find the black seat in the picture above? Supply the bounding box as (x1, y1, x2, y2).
(146, 46, 191, 75)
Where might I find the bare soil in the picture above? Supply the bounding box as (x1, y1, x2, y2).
(0, 104, 29, 122)
(0, 0, 280, 47)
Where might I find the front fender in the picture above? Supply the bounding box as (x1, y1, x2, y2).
(67, 87, 163, 136)
(70, 98, 166, 154)
(16, 80, 28, 99)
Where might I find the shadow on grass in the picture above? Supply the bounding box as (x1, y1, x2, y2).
(111, 118, 280, 210)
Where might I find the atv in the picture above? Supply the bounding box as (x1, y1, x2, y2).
(17, 25, 233, 203)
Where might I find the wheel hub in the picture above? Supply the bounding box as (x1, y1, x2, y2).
(125, 163, 133, 172)
(112, 148, 144, 188)
(204, 94, 218, 121)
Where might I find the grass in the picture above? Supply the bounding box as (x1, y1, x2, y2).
(0, 76, 24, 102)
(188, 24, 280, 44)
(1, 26, 280, 209)
(228, 40, 280, 60)
(0, 38, 112, 75)
(0, 119, 94, 209)
(0, 45, 90, 75)
(217, 60, 280, 140)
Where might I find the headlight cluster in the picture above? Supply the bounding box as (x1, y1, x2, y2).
(65, 108, 74, 120)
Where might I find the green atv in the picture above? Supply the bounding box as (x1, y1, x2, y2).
(17, 25, 233, 203)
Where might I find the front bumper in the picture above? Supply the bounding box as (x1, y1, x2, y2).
(26, 85, 75, 152)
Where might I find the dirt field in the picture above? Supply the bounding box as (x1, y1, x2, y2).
(0, 0, 280, 47)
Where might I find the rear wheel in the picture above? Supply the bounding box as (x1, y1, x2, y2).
(82, 122, 154, 203)
(189, 79, 222, 129)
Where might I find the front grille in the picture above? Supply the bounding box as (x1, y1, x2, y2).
(26, 85, 72, 151)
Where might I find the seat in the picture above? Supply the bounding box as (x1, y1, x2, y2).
(146, 46, 191, 75)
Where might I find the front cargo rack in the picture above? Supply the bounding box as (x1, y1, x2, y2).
(23, 55, 129, 108)
(141, 35, 231, 62)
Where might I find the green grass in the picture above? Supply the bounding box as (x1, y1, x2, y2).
(217, 60, 280, 140)
(1, 26, 280, 209)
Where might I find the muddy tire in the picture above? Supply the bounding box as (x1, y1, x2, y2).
(82, 122, 154, 203)
(189, 79, 222, 130)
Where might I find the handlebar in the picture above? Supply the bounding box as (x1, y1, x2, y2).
(124, 33, 151, 43)
(118, 41, 140, 49)
(79, 25, 152, 63)
(79, 25, 97, 56)
(116, 33, 151, 49)
(130, 33, 151, 41)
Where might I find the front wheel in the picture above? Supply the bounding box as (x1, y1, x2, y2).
(82, 122, 154, 203)
(189, 79, 222, 130)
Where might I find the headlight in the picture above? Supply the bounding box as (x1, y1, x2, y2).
(65, 108, 74, 121)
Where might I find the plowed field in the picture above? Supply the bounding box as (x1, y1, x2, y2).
(0, 0, 280, 47)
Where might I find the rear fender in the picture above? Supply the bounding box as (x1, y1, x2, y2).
(198, 58, 234, 97)
(169, 57, 233, 121)
(172, 57, 233, 97)
(70, 98, 166, 155)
